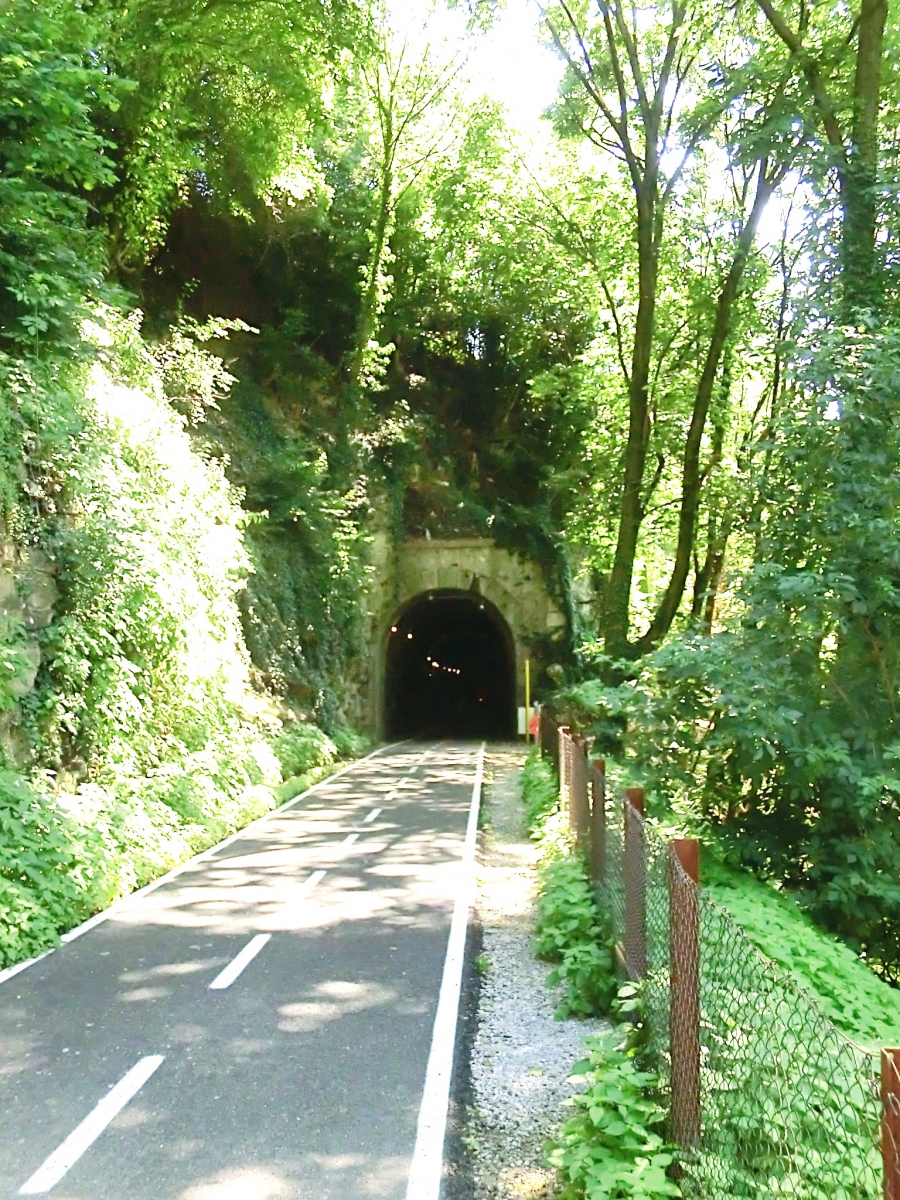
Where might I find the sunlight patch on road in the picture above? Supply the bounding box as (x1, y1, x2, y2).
(118, 958, 222, 983)
(179, 1167, 292, 1199)
(278, 979, 396, 1033)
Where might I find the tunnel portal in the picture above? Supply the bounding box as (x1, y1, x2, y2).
(384, 590, 516, 739)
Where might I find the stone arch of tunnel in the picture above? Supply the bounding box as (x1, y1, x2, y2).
(383, 589, 517, 740)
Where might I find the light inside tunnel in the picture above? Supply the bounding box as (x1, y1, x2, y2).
(384, 591, 516, 739)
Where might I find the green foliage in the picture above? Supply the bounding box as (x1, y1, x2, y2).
(695, 901, 883, 1200)
(0, 305, 353, 969)
(0, 0, 128, 346)
(330, 727, 370, 758)
(703, 859, 900, 1050)
(548, 939, 619, 1022)
(547, 1031, 681, 1200)
(520, 747, 559, 835)
(273, 723, 337, 781)
(0, 727, 299, 969)
(534, 851, 616, 1019)
(24, 311, 252, 778)
(233, 446, 370, 728)
(534, 854, 597, 961)
(0, 770, 95, 964)
(0, 0, 386, 974)
(474, 951, 491, 976)
(568, 326, 900, 978)
(0, 616, 39, 714)
(100, 0, 371, 263)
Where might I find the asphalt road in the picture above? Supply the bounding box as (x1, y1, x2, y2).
(0, 742, 482, 1200)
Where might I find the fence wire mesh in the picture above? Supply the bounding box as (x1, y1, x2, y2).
(597, 782, 884, 1199)
(691, 893, 881, 1199)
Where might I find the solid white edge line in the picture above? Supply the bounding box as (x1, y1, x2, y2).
(18, 1054, 165, 1194)
(0, 740, 407, 988)
(0, 950, 53, 985)
(208, 933, 271, 991)
(362, 807, 382, 824)
(405, 741, 485, 1200)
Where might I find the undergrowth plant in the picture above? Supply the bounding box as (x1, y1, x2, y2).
(0, 771, 98, 964)
(548, 1031, 681, 1200)
(274, 723, 338, 781)
(703, 857, 900, 1050)
(524, 748, 890, 1197)
(524, 747, 617, 1018)
(534, 853, 617, 1019)
(523, 749, 682, 1198)
(521, 747, 559, 835)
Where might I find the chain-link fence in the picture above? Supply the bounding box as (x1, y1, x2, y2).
(539, 721, 900, 1200)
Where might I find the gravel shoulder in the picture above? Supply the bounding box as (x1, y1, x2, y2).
(465, 746, 609, 1200)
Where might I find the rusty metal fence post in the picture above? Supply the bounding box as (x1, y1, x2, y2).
(624, 787, 647, 978)
(670, 838, 701, 1149)
(884, 1049, 900, 1199)
(590, 759, 606, 885)
(569, 735, 590, 850)
(558, 725, 571, 822)
(540, 709, 559, 773)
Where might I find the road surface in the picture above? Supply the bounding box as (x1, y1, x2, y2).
(0, 742, 482, 1200)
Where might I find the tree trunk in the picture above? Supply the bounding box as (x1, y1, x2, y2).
(843, 0, 887, 312)
(754, 0, 887, 315)
(603, 180, 658, 658)
(632, 165, 775, 655)
(347, 158, 393, 385)
(691, 507, 731, 635)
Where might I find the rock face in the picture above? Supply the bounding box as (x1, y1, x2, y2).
(0, 541, 59, 765)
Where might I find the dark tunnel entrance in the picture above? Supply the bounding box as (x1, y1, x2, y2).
(384, 591, 517, 740)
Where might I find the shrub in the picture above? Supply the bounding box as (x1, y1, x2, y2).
(0, 771, 96, 964)
(535, 852, 616, 1018)
(520, 746, 559, 835)
(272, 722, 337, 779)
(330, 726, 370, 759)
(548, 1031, 681, 1200)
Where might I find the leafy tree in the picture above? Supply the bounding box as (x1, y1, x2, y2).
(0, 0, 126, 347)
(346, 21, 464, 387)
(98, 0, 373, 265)
(751, 0, 889, 314)
(541, 0, 792, 658)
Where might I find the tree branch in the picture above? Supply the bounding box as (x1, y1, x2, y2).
(753, 0, 847, 158)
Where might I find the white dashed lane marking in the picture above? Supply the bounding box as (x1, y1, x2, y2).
(208, 934, 271, 991)
(19, 1055, 165, 1195)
